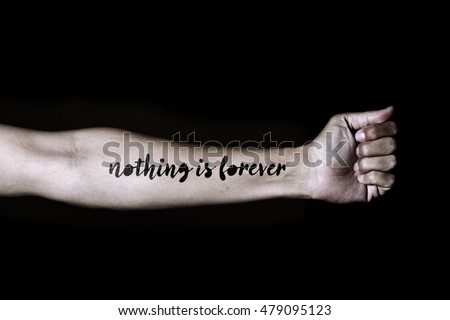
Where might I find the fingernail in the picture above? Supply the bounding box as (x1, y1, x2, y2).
(355, 131, 365, 142)
(353, 161, 360, 172)
(357, 174, 364, 183)
(356, 146, 361, 157)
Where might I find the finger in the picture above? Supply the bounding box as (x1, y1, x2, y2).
(356, 171, 395, 188)
(353, 155, 397, 173)
(378, 187, 391, 196)
(345, 106, 394, 131)
(367, 185, 391, 201)
(356, 137, 397, 157)
(355, 121, 398, 142)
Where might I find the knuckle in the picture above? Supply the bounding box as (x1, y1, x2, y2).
(384, 155, 396, 171)
(331, 114, 344, 122)
(388, 174, 396, 187)
(390, 155, 397, 168)
(386, 137, 397, 152)
(388, 121, 398, 135)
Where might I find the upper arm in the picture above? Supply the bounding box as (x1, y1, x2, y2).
(0, 124, 79, 198)
(0, 126, 151, 208)
(28, 127, 129, 207)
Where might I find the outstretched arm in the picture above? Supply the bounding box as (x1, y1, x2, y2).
(0, 107, 397, 209)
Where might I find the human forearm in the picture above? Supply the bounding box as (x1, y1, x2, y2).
(0, 124, 32, 195)
(65, 129, 311, 209)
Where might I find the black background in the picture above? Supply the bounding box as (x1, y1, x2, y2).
(0, 14, 444, 299)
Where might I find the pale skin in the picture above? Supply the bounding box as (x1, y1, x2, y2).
(0, 107, 397, 209)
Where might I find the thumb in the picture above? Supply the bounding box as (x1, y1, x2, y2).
(345, 106, 394, 131)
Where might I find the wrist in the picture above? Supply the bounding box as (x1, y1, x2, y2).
(279, 146, 314, 199)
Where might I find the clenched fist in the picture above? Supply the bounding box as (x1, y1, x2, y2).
(307, 106, 397, 202)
